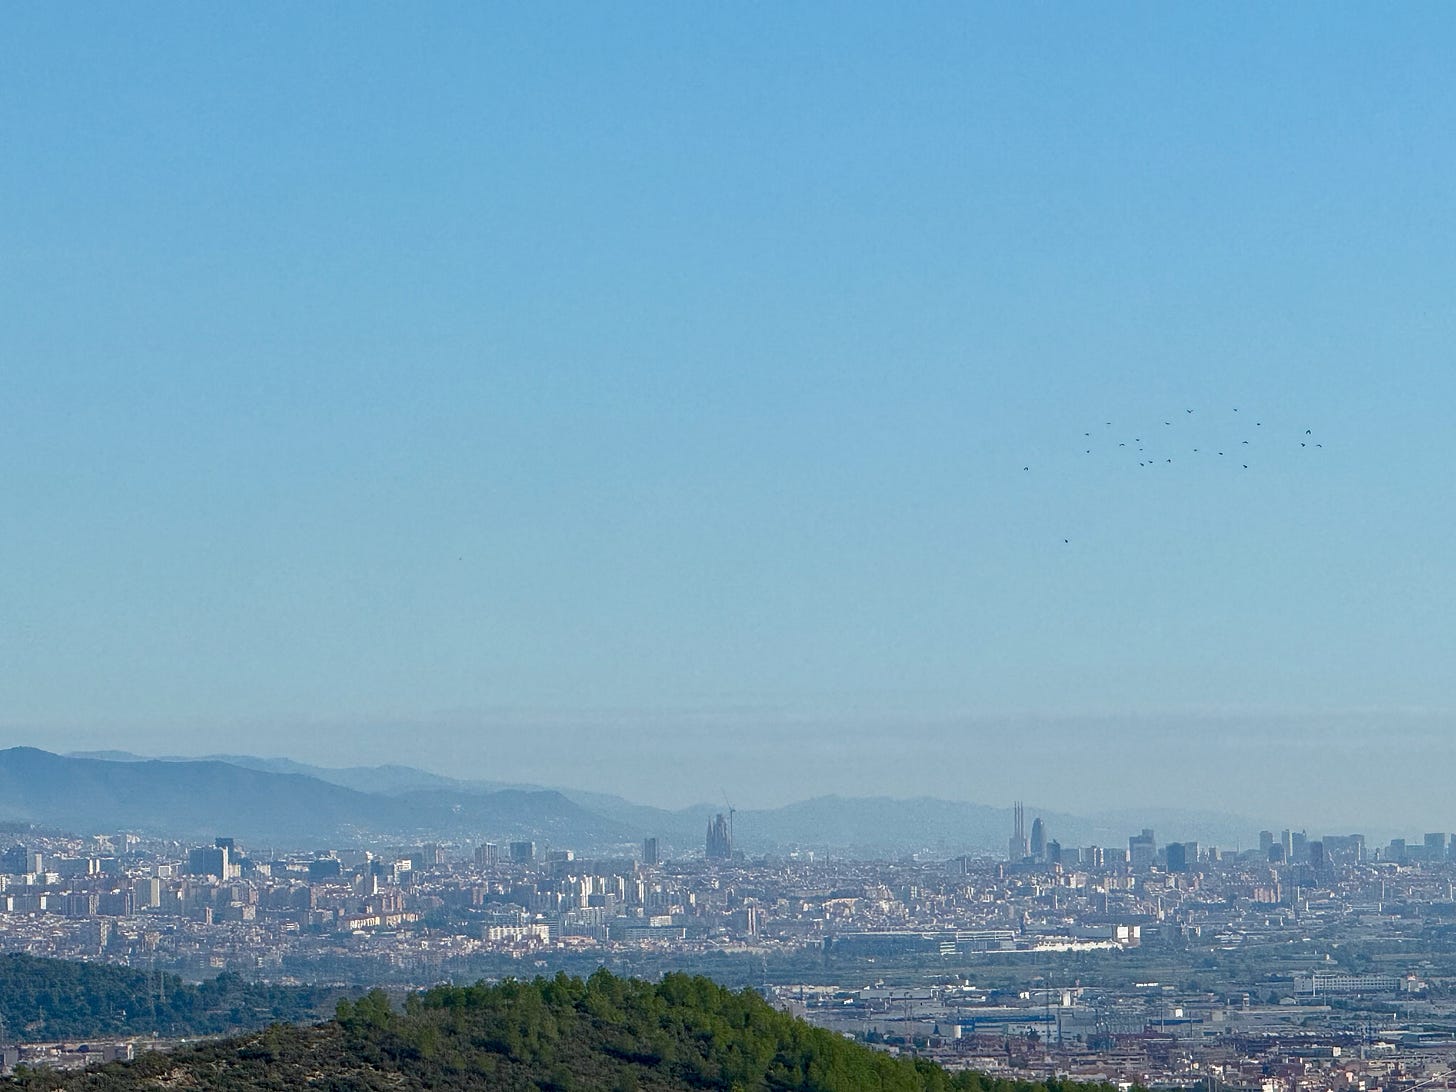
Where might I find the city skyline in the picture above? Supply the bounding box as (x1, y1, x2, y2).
(8, 701, 1456, 832)
(2, 740, 1453, 846)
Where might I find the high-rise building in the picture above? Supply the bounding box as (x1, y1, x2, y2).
(132, 877, 161, 908)
(185, 846, 228, 878)
(706, 814, 732, 860)
(642, 837, 660, 866)
(509, 841, 536, 864)
(474, 843, 498, 869)
(1030, 817, 1047, 861)
(1129, 829, 1156, 871)
(1308, 841, 1326, 870)
(1425, 833, 1448, 862)
(1166, 842, 1189, 873)
(1259, 830, 1275, 857)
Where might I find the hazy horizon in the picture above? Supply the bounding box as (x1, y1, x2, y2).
(5, 705, 1451, 839)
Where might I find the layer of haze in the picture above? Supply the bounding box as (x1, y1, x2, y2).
(4, 7, 1456, 830)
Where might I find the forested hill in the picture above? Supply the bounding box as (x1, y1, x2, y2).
(4, 969, 1146, 1092)
(0, 954, 331, 1041)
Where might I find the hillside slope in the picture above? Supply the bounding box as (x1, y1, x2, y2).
(4, 970, 1141, 1092)
(0, 954, 330, 1040)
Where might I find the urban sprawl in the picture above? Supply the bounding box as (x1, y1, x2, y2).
(8, 808, 1456, 1091)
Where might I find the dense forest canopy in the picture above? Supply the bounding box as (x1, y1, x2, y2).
(5, 968, 1150, 1092)
(0, 954, 330, 1041)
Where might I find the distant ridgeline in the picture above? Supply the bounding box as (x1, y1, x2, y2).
(0, 954, 331, 1041)
(3, 969, 1149, 1092)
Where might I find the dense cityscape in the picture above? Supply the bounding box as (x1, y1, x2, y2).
(9, 806, 1456, 1088)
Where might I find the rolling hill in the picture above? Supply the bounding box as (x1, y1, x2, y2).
(0, 748, 627, 849)
(0, 968, 1142, 1092)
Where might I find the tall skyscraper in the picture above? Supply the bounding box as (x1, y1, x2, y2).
(706, 814, 732, 860)
(186, 845, 228, 878)
(1030, 817, 1047, 861)
(642, 837, 660, 866)
(1165, 842, 1188, 872)
(474, 843, 498, 869)
(1129, 829, 1156, 870)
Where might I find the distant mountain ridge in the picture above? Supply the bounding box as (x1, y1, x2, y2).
(41, 747, 1269, 855)
(68, 750, 531, 796)
(3, 748, 624, 849)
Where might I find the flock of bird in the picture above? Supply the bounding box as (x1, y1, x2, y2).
(1019, 407, 1327, 544)
(1023, 407, 1325, 475)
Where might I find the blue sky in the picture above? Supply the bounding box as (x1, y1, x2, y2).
(4, 6, 1456, 825)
